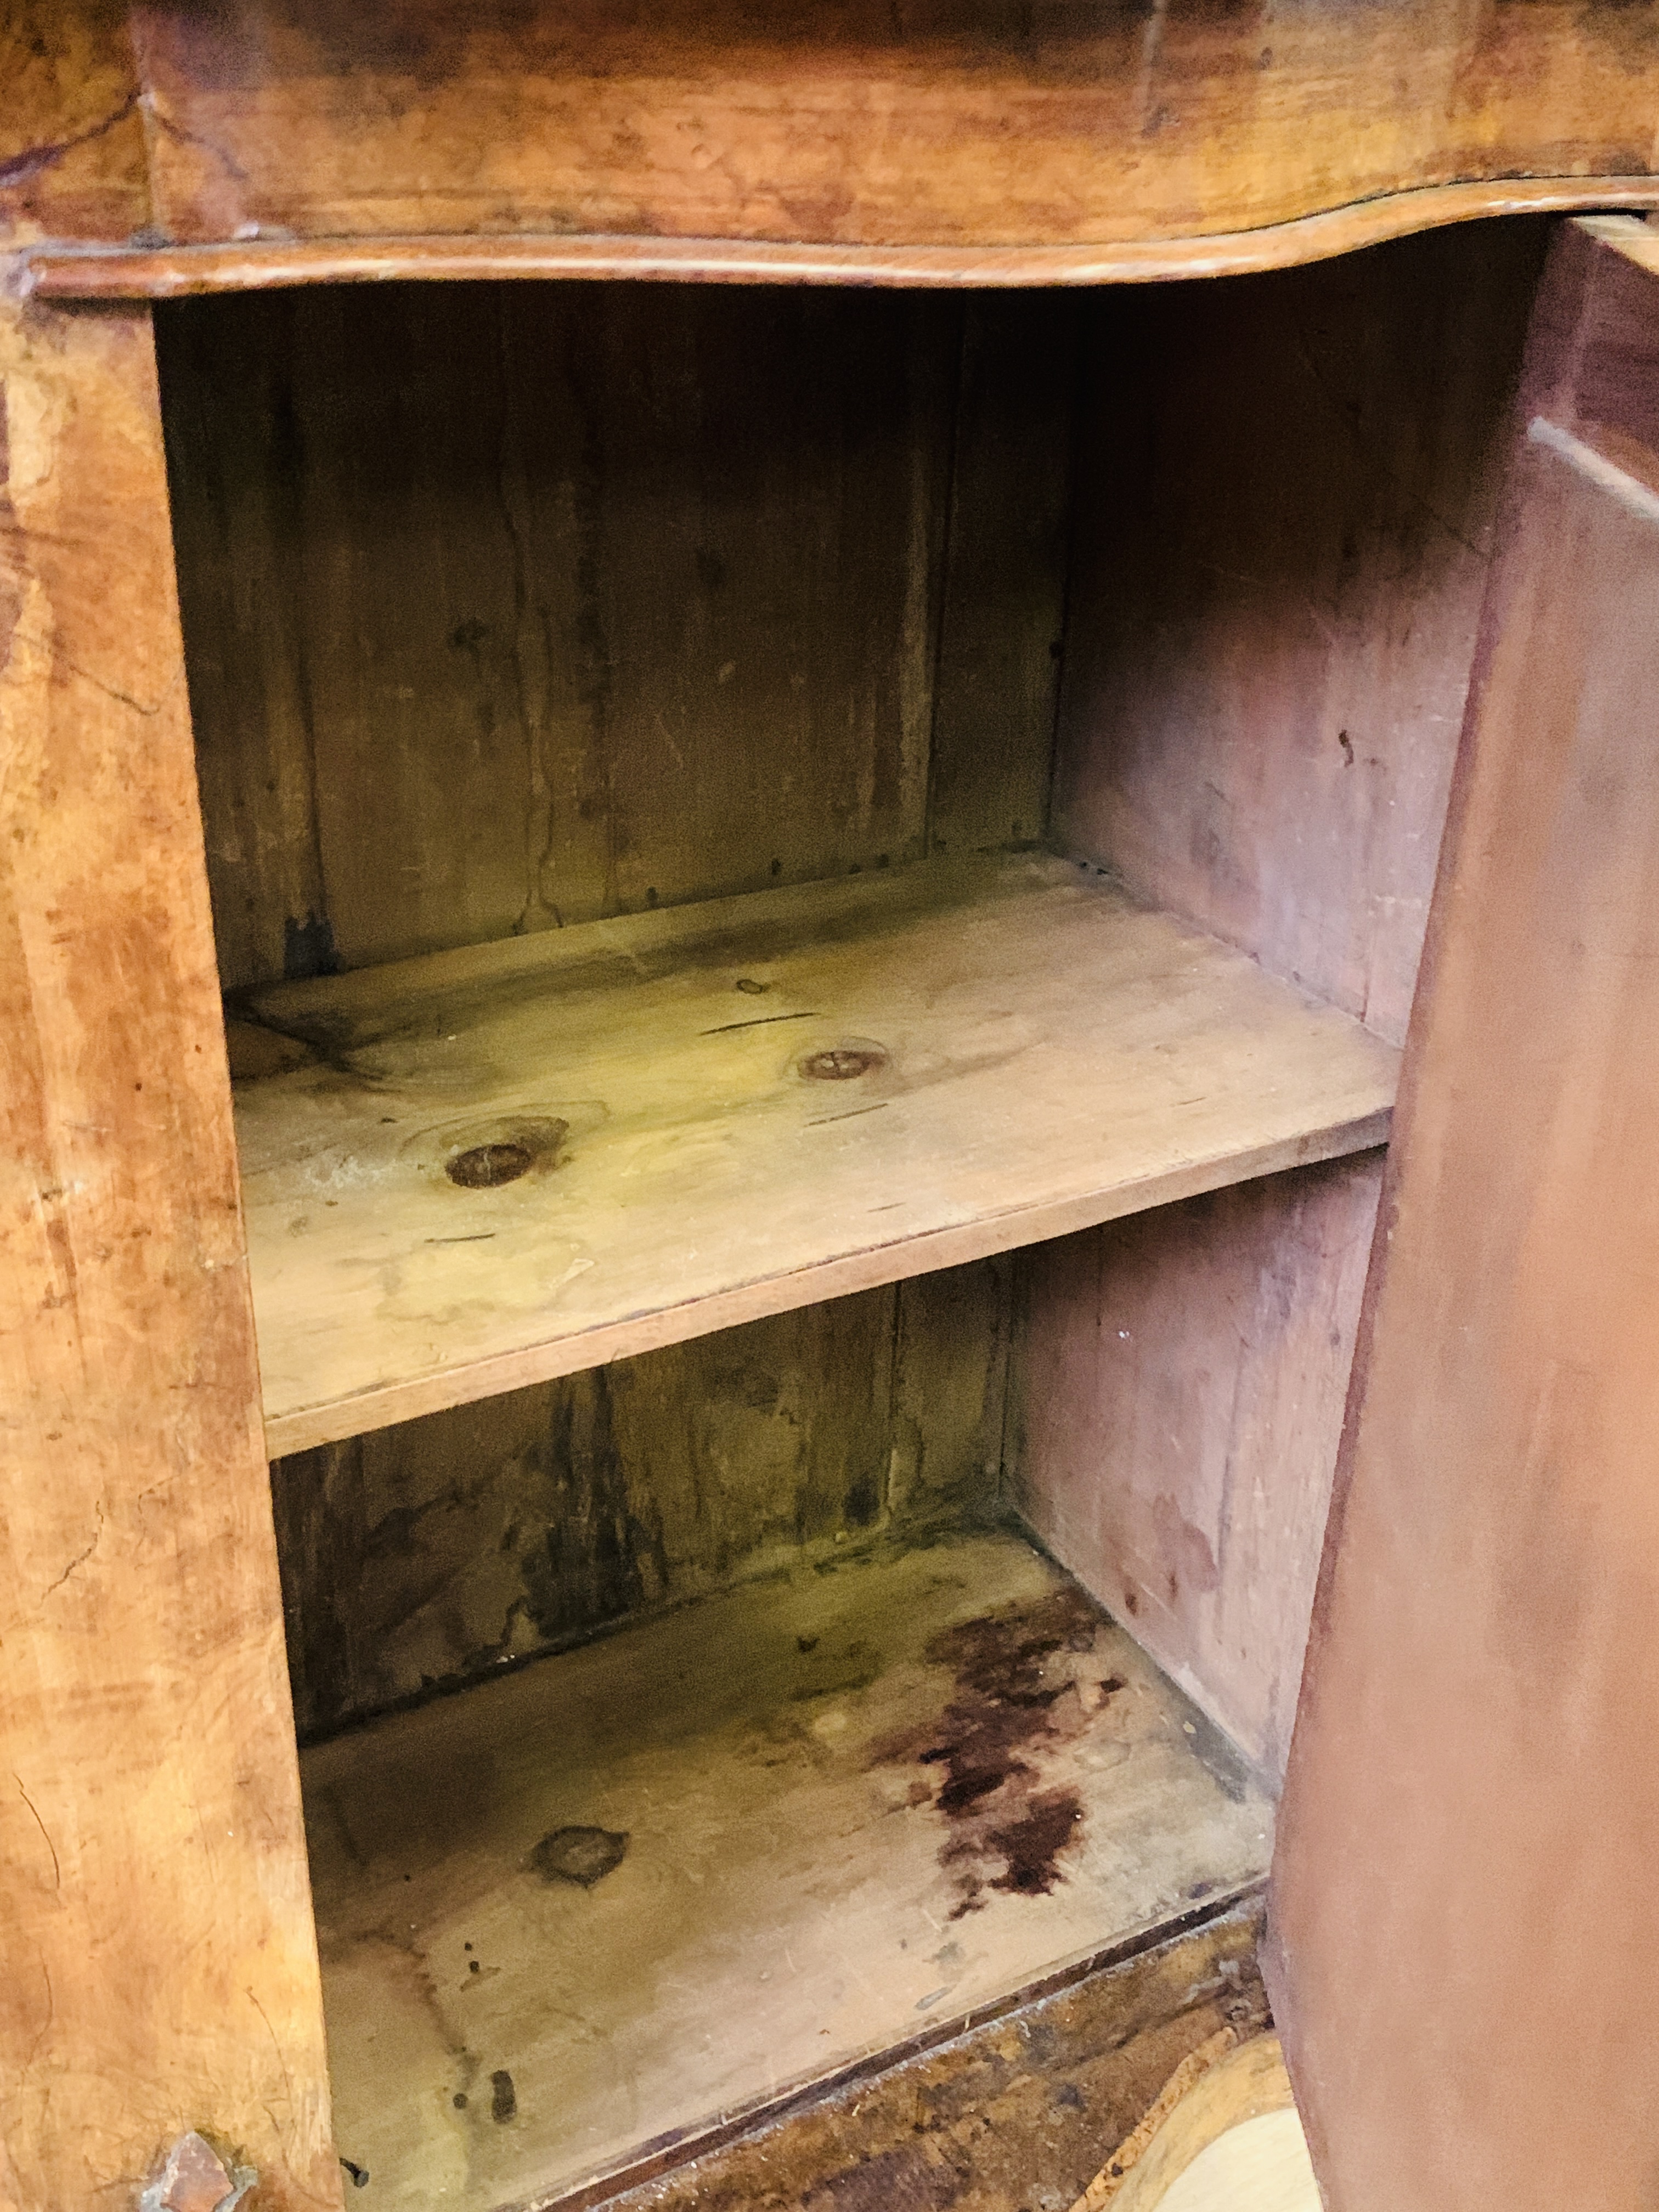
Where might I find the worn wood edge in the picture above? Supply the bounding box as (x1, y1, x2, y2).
(1067, 2028, 1242, 2210)
(1102, 2034, 1297, 2211)
(511, 1881, 1268, 2212)
(1573, 211, 1659, 266)
(20, 181, 1659, 300)
(258, 1108, 1391, 1458)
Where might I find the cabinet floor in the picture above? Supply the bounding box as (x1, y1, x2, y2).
(302, 1528, 1271, 2211)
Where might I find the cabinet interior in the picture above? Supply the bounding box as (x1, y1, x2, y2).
(153, 216, 1545, 2211)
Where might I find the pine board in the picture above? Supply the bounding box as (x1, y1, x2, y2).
(235, 854, 1398, 1455)
(302, 1530, 1272, 2211)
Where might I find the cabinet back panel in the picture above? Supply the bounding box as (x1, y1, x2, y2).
(157, 284, 1076, 993)
(273, 1258, 1009, 1740)
(1053, 218, 1548, 1048)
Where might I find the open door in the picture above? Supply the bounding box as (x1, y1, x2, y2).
(1271, 213, 1659, 2208)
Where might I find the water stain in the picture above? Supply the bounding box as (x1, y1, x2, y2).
(868, 1587, 1121, 1917)
(969, 1786, 1085, 1899)
(531, 1825, 630, 1888)
(284, 910, 340, 981)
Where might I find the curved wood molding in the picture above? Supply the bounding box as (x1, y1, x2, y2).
(23, 181, 1659, 298)
(4, 1, 1659, 292)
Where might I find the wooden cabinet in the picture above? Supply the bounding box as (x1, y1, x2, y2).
(4, 13, 1659, 2210)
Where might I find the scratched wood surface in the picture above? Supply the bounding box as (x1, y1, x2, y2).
(230, 854, 1397, 1457)
(1101, 2034, 1307, 2212)
(272, 1259, 1011, 1740)
(1016, 222, 1541, 1792)
(303, 1530, 1271, 2211)
(596, 1894, 1269, 2212)
(1052, 218, 1547, 1049)
(156, 282, 1074, 994)
(7, 1, 1659, 283)
(1012, 1155, 1384, 1784)
(0, 296, 337, 2210)
(1273, 218, 1659, 2209)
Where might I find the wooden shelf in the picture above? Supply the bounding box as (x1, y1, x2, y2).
(234, 855, 1398, 1457)
(303, 1528, 1272, 2211)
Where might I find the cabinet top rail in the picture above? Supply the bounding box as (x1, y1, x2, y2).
(6, 0, 1658, 297)
(20, 183, 1659, 300)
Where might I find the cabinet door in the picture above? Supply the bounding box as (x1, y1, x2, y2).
(1272, 215, 1659, 2208)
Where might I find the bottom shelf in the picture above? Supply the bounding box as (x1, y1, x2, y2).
(302, 1530, 1272, 2211)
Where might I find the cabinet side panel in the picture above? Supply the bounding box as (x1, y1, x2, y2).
(1272, 222, 1659, 2210)
(1012, 1159, 1381, 1782)
(1029, 223, 1545, 1776)
(1053, 218, 1545, 1047)
(0, 295, 337, 2210)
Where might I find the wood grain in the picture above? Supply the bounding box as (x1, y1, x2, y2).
(0, 295, 336, 2209)
(0, 2, 150, 249)
(31, 182, 1659, 298)
(597, 1893, 1269, 2212)
(229, 854, 1397, 1457)
(1024, 224, 1545, 1781)
(272, 1261, 1009, 1740)
(1271, 217, 1659, 2209)
(5, 2, 1657, 271)
(156, 281, 1068, 994)
(1099, 2035, 1302, 2212)
(927, 292, 1078, 859)
(1053, 218, 1547, 1047)
(1013, 1156, 1384, 1785)
(302, 1530, 1271, 2211)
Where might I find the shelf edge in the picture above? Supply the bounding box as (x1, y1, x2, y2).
(260, 1105, 1391, 1459)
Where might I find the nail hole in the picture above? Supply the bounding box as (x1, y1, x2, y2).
(800, 1047, 887, 1082)
(447, 1142, 533, 1189)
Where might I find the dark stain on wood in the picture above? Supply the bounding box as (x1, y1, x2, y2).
(283, 911, 338, 980)
(271, 1260, 1012, 1739)
(972, 1786, 1086, 1903)
(490, 2069, 516, 2125)
(870, 1585, 1121, 1918)
(518, 1365, 664, 1644)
